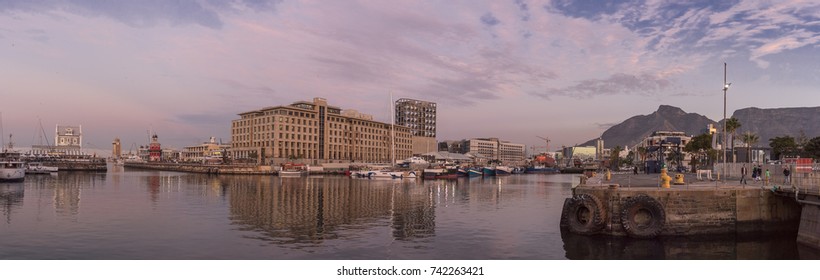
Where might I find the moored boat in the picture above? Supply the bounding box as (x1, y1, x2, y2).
(423, 168, 458, 179)
(482, 166, 496, 177)
(467, 167, 483, 177)
(525, 166, 560, 174)
(25, 162, 58, 174)
(495, 166, 513, 176)
(1, 160, 25, 182)
(279, 163, 308, 177)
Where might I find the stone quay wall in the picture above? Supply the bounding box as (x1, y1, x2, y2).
(575, 185, 802, 236)
(124, 162, 274, 175)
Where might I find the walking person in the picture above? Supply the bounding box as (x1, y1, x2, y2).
(740, 164, 747, 184)
(783, 167, 791, 184)
(765, 169, 771, 186)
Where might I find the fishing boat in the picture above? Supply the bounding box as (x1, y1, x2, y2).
(25, 162, 58, 174)
(467, 167, 483, 177)
(482, 166, 496, 177)
(495, 166, 513, 176)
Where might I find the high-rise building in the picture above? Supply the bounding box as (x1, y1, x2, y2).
(395, 98, 436, 154)
(231, 97, 413, 165)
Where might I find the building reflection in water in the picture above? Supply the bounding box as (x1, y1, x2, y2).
(0, 183, 25, 223)
(226, 177, 437, 245)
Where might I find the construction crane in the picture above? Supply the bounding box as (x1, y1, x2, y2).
(536, 136, 551, 153)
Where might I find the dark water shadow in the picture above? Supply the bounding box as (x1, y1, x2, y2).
(561, 229, 803, 260)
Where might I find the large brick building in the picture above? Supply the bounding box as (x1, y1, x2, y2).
(231, 97, 413, 165)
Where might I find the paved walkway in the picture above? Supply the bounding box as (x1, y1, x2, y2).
(581, 172, 782, 189)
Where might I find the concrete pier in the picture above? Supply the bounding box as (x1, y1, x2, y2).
(564, 173, 802, 238)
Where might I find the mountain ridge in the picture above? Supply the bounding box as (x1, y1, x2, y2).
(580, 105, 820, 149)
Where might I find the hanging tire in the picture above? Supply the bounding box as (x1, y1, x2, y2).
(565, 193, 607, 235)
(620, 195, 666, 238)
(559, 198, 573, 229)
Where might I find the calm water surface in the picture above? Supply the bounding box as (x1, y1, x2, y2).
(0, 165, 813, 259)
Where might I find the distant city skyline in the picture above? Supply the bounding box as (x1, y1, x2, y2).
(2, 0, 819, 154)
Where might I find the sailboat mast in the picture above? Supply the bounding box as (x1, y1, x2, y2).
(390, 92, 396, 165)
(0, 112, 4, 152)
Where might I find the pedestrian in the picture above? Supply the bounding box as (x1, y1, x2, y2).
(633, 165, 638, 175)
(740, 164, 747, 184)
(754, 165, 761, 181)
(751, 166, 758, 181)
(783, 167, 791, 184)
(765, 169, 771, 186)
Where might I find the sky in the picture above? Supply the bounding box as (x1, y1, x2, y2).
(1, 0, 819, 155)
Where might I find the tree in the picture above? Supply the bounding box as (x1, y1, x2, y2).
(804, 136, 820, 160)
(684, 133, 715, 172)
(769, 135, 797, 160)
(624, 151, 635, 167)
(725, 117, 741, 163)
(609, 146, 622, 171)
(637, 146, 647, 165)
(740, 132, 759, 163)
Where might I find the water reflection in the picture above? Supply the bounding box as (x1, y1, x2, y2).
(0, 182, 25, 223)
(225, 176, 437, 245)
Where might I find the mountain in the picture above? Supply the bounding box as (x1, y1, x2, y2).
(579, 105, 820, 150)
(731, 107, 820, 145)
(580, 105, 716, 148)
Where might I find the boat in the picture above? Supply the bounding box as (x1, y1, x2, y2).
(423, 168, 458, 179)
(1, 130, 25, 182)
(482, 166, 496, 176)
(1, 159, 25, 182)
(525, 166, 560, 174)
(456, 168, 469, 177)
(279, 163, 308, 177)
(495, 166, 513, 176)
(368, 169, 418, 179)
(25, 162, 58, 174)
(467, 167, 483, 177)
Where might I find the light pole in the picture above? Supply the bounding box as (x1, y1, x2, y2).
(722, 62, 731, 181)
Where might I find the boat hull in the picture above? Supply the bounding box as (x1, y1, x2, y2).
(1, 167, 26, 182)
(482, 167, 496, 176)
(525, 167, 560, 174)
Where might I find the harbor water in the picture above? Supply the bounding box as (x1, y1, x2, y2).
(0, 166, 813, 259)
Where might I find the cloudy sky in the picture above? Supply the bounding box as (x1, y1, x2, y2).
(1, 0, 818, 154)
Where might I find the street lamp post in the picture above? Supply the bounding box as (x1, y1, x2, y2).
(722, 62, 731, 181)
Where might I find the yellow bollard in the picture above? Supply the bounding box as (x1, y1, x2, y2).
(660, 168, 671, 188)
(673, 173, 685, 185)
(606, 169, 611, 181)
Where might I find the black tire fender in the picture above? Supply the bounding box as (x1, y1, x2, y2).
(565, 193, 606, 235)
(620, 195, 666, 238)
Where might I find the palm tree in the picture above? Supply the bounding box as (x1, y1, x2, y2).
(725, 117, 741, 163)
(740, 131, 759, 163)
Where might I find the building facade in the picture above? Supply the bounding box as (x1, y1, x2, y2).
(181, 137, 231, 162)
(231, 97, 413, 165)
(395, 98, 437, 155)
(439, 138, 526, 165)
